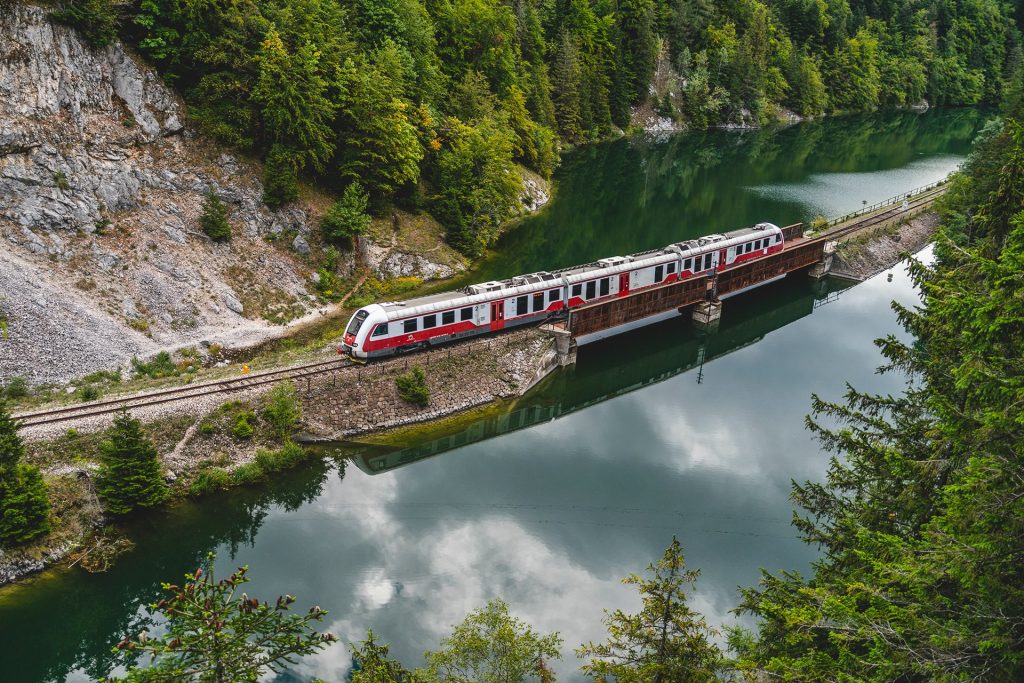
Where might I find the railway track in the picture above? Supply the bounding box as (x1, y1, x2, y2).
(14, 184, 945, 431)
(821, 185, 945, 242)
(15, 357, 354, 428)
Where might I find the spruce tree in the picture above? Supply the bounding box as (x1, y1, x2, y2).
(578, 537, 721, 682)
(95, 411, 168, 515)
(321, 182, 371, 243)
(200, 190, 232, 242)
(0, 400, 51, 546)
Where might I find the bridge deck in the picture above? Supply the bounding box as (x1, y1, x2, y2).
(568, 227, 826, 338)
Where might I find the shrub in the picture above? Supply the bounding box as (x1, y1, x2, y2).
(232, 411, 256, 440)
(230, 462, 265, 486)
(262, 382, 301, 439)
(396, 366, 430, 407)
(254, 441, 307, 473)
(198, 420, 216, 437)
(263, 144, 300, 209)
(200, 191, 232, 242)
(50, 0, 120, 47)
(321, 182, 371, 243)
(78, 385, 101, 401)
(809, 215, 829, 232)
(189, 468, 231, 496)
(53, 171, 70, 191)
(131, 352, 177, 379)
(4, 376, 28, 399)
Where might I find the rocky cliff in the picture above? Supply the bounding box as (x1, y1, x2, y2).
(0, 5, 337, 385)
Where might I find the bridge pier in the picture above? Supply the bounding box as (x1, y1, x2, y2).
(691, 300, 722, 330)
(808, 253, 834, 280)
(541, 323, 577, 366)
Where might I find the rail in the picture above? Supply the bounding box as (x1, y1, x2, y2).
(824, 178, 948, 229)
(13, 178, 952, 429)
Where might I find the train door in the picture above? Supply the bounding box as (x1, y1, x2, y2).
(490, 300, 505, 331)
(619, 273, 630, 296)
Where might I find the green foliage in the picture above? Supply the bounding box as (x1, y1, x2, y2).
(0, 401, 51, 546)
(78, 385, 101, 402)
(253, 27, 338, 172)
(254, 441, 307, 473)
(395, 366, 430, 407)
(350, 630, 424, 683)
(322, 183, 372, 242)
(263, 144, 301, 209)
(734, 86, 1024, 681)
(3, 376, 28, 400)
(107, 554, 337, 681)
(131, 351, 177, 379)
(578, 537, 721, 682)
(51, 0, 120, 48)
(189, 468, 231, 495)
(199, 191, 232, 242)
(230, 462, 265, 486)
(85, 0, 1015, 256)
(434, 116, 522, 257)
(95, 412, 168, 515)
(421, 598, 562, 682)
(231, 411, 256, 440)
(261, 382, 301, 439)
(0, 463, 52, 546)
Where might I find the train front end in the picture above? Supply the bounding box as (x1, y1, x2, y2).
(341, 304, 387, 360)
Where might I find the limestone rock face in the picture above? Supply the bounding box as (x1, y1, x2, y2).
(0, 5, 321, 384)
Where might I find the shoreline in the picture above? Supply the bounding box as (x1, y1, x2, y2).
(0, 211, 943, 589)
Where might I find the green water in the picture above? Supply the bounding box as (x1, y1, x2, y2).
(0, 109, 991, 682)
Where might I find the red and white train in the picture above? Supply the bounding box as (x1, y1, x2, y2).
(342, 222, 785, 359)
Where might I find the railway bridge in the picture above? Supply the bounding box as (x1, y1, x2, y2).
(550, 180, 944, 355)
(12, 181, 944, 430)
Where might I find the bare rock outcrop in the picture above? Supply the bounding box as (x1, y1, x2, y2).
(0, 5, 324, 384)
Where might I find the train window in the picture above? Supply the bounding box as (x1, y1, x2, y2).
(585, 281, 596, 299)
(684, 258, 692, 271)
(517, 295, 528, 315)
(667, 262, 676, 274)
(655, 265, 664, 281)
(599, 278, 610, 296)
(372, 322, 388, 337)
(460, 307, 473, 321)
(442, 310, 455, 325)
(346, 309, 368, 335)
(423, 314, 437, 329)
(548, 289, 559, 303)
(403, 319, 417, 333)
(755, 239, 762, 249)
(704, 253, 713, 270)
(572, 284, 582, 297)
(532, 292, 543, 311)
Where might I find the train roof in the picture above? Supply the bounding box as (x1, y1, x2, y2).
(376, 223, 781, 320)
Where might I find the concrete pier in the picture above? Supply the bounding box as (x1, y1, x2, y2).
(691, 300, 722, 330)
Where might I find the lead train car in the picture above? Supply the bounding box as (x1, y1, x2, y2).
(342, 222, 784, 359)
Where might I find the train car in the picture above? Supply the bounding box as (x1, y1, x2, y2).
(342, 222, 784, 359)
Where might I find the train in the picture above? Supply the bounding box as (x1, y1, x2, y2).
(341, 222, 785, 359)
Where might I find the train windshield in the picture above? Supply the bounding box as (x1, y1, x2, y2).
(346, 310, 368, 336)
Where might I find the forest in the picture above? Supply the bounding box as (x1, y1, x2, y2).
(49, 0, 1022, 255)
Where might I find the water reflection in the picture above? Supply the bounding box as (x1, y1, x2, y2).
(351, 277, 851, 476)
(462, 108, 987, 284)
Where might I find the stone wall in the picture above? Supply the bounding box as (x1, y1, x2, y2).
(300, 329, 557, 437)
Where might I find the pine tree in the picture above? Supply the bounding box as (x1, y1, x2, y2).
(0, 400, 50, 546)
(200, 190, 232, 242)
(321, 182, 372, 243)
(578, 537, 721, 682)
(95, 411, 168, 515)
